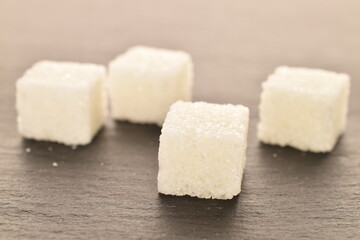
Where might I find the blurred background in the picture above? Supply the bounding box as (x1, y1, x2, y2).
(0, 1, 359, 239)
(1, 0, 359, 110)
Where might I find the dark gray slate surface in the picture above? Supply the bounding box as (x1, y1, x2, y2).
(0, 0, 359, 239)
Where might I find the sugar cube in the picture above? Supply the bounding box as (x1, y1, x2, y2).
(158, 101, 249, 199)
(258, 66, 350, 152)
(108, 46, 193, 126)
(16, 61, 107, 146)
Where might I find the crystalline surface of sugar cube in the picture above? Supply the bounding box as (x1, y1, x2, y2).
(108, 46, 193, 126)
(258, 66, 350, 152)
(158, 101, 249, 200)
(16, 61, 107, 146)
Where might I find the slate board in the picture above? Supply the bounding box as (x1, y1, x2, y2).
(0, 0, 359, 239)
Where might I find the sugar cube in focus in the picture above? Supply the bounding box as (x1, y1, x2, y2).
(158, 101, 249, 199)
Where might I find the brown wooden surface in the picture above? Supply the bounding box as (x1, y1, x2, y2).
(0, 0, 359, 239)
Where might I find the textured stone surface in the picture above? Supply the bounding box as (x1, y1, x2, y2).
(1, 0, 359, 239)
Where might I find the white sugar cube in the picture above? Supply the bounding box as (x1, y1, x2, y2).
(258, 66, 350, 152)
(16, 61, 107, 146)
(158, 101, 249, 199)
(108, 46, 193, 126)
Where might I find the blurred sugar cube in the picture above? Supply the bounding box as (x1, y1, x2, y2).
(16, 61, 107, 146)
(158, 101, 249, 199)
(258, 66, 350, 152)
(108, 46, 193, 126)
